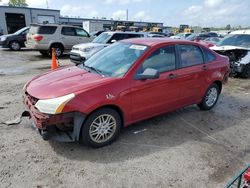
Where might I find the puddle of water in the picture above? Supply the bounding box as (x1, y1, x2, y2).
(0, 67, 27, 75)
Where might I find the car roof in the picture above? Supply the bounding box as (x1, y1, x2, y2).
(121, 38, 200, 47)
(230, 30, 250, 35)
(30, 23, 82, 28)
(104, 31, 145, 35)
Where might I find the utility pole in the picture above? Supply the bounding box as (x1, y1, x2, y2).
(126, 9, 128, 21)
(46, 0, 49, 9)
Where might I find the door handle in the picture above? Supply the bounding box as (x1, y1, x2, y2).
(168, 73, 177, 79)
(202, 65, 208, 70)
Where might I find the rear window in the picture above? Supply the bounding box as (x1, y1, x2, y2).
(29, 25, 57, 34)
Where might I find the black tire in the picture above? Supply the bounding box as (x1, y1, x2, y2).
(9, 41, 21, 51)
(49, 44, 64, 58)
(240, 64, 250, 78)
(198, 83, 220, 111)
(39, 50, 49, 56)
(80, 108, 121, 148)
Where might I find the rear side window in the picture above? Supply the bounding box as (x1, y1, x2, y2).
(138, 45, 176, 73)
(179, 45, 204, 68)
(38, 26, 57, 34)
(203, 48, 216, 63)
(75, 28, 88, 37)
(61, 27, 76, 36)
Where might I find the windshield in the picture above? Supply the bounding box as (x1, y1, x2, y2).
(92, 32, 112, 44)
(82, 42, 148, 78)
(186, 33, 197, 41)
(14, 27, 29, 35)
(217, 34, 250, 48)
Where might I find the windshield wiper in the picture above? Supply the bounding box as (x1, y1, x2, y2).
(83, 65, 105, 77)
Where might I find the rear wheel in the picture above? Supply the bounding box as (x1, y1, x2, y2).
(240, 64, 250, 78)
(49, 44, 64, 57)
(80, 108, 121, 148)
(198, 83, 220, 111)
(9, 41, 21, 51)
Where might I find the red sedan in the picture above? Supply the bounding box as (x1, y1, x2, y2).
(23, 38, 230, 147)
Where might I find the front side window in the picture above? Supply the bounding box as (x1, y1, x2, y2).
(179, 45, 204, 68)
(61, 27, 76, 36)
(83, 42, 148, 77)
(75, 28, 88, 37)
(138, 45, 176, 73)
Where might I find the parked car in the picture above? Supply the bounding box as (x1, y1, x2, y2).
(0, 27, 29, 51)
(170, 33, 192, 39)
(204, 37, 221, 45)
(210, 30, 250, 78)
(26, 24, 93, 57)
(23, 38, 230, 147)
(70, 31, 145, 64)
(186, 33, 213, 41)
(90, 30, 105, 37)
(148, 32, 169, 37)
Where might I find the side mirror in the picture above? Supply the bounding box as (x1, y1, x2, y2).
(111, 39, 117, 43)
(135, 68, 160, 80)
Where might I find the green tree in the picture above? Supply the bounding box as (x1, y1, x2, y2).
(8, 0, 28, 7)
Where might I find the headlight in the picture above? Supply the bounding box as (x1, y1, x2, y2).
(0, 37, 6, 41)
(80, 47, 94, 52)
(35, 93, 75, 114)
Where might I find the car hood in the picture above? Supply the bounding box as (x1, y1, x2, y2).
(73, 42, 108, 49)
(26, 66, 115, 99)
(0, 34, 16, 38)
(210, 45, 250, 51)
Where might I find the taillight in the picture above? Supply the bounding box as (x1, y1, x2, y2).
(34, 35, 43, 41)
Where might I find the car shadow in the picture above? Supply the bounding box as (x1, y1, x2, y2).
(49, 92, 250, 164)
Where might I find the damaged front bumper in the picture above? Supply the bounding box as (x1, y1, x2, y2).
(23, 92, 86, 142)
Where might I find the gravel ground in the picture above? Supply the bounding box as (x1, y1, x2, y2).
(0, 48, 249, 188)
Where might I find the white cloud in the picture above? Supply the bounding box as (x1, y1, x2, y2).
(61, 4, 98, 18)
(204, 0, 224, 8)
(180, 0, 250, 27)
(104, 0, 143, 5)
(112, 10, 127, 20)
(133, 10, 152, 21)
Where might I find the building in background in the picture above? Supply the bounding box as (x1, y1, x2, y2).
(0, 6, 163, 35)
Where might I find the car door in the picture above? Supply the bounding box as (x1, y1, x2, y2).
(130, 45, 182, 122)
(176, 44, 208, 105)
(61, 27, 78, 50)
(75, 28, 92, 44)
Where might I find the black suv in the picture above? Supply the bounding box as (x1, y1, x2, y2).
(0, 27, 29, 51)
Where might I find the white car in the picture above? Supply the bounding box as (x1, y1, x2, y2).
(170, 33, 192, 39)
(210, 30, 250, 78)
(69, 31, 145, 64)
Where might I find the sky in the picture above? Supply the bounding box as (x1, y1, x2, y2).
(1, 0, 250, 27)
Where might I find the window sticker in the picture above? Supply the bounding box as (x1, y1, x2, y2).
(130, 45, 147, 50)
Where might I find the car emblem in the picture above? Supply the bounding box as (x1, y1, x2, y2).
(106, 94, 115, 100)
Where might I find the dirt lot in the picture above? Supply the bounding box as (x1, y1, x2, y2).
(0, 48, 249, 188)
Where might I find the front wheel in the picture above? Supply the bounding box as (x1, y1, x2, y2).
(9, 41, 21, 51)
(198, 83, 220, 111)
(80, 108, 121, 148)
